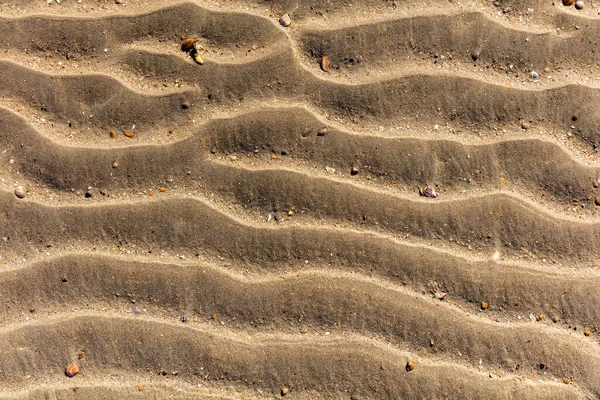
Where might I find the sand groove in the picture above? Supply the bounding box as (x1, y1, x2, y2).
(2, 1, 600, 399)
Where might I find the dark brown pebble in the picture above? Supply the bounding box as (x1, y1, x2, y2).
(572, 115, 578, 121)
(181, 101, 190, 109)
(181, 38, 197, 52)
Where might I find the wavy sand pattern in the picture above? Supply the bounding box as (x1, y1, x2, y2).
(1, 1, 599, 399)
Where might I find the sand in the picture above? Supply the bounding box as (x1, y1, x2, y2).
(0, 0, 599, 398)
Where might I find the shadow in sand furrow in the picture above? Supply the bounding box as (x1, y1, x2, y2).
(122, 48, 600, 147)
(0, 2, 282, 58)
(2, 106, 598, 208)
(1, 253, 599, 390)
(3, 44, 600, 146)
(299, 12, 600, 77)
(0, 61, 192, 131)
(1, 180, 600, 274)
(0, 314, 587, 399)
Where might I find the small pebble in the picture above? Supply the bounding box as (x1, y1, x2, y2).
(65, 364, 79, 377)
(563, 0, 575, 5)
(321, 56, 330, 72)
(572, 115, 578, 121)
(181, 316, 188, 323)
(563, 378, 571, 384)
(351, 167, 359, 176)
(78, 351, 85, 359)
(544, 67, 550, 73)
(575, 1, 584, 9)
(530, 71, 538, 79)
(595, 197, 600, 206)
(317, 127, 328, 136)
(181, 101, 190, 109)
(481, 301, 489, 310)
(552, 315, 560, 323)
(181, 38, 197, 53)
(122, 130, 134, 138)
(62, 276, 69, 282)
(30, 307, 37, 313)
(584, 329, 591, 336)
(14, 186, 25, 199)
(85, 191, 92, 198)
(109, 131, 116, 139)
(160, 187, 166, 193)
(112, 161, 119, 168)
(279, 14, 292, 27)
(406, 360, 415, 372)
(281, 386, 290, 396)
(420, 185, 437, 198)
(521, 122, 530, 130)
(211, 313, 217, 319)
(137, 385, 143, 392)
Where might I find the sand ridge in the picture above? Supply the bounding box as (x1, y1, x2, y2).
(1, 0, 599, 398)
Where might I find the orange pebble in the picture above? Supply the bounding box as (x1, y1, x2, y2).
(65, 364, 79, 377)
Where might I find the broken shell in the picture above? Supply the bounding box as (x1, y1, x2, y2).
(279, 14, 292, 27)
(321, 56, 330, 72)
(434, 291, 447, 300)
(420, 185, 437, 198)
(181, 38, 198, 53)
(191, 48, 203, 65)
(122, 130, 134, 138)
(65, 364, 79, 377)
(14, 186, 25, 199)
(406, 360, 415, 372)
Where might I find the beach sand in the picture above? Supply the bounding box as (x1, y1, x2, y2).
(0, 0, 600, 398)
